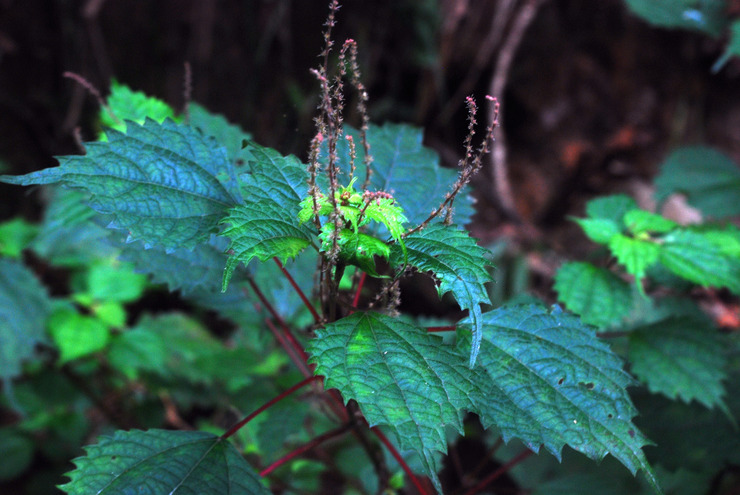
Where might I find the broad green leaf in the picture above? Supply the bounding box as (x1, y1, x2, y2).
(61, 429, 269, 495)
(1, 119, 242, 251)
(333, 124, 475, 227)
(187, 102, 252, 163)
(107, 327, 169, 380)
(85, 261, 148, 303)
(586, 194, 638, 224)
(48, 306, 110, 364)
(101, 81, 178, 134)
(623, 0, 727, 37)
(0, 259, 51, 381)
(239, 141, 309, 204)
(221, 199, 314, 291)
(659, 229, 740, 294)
(0, 218, 37, 258)
(0, 428, 34, 481)
(608, 234, 660, 281)
(629, 317, 727, 411)
(392, 223, 493, 366)
(573, 218, 620, 244)
(460, 305, 658, 491)
(654, 146, 740, 218)
(308, 312, 475, 493)
(554, 262, 633, 328)
(119, 235, 231, 294)
(318, 226, 390, 277)
(623, 210, 677, 235)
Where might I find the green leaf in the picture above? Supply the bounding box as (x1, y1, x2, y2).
(573, 218, 621, 244)
(0, 218, 38, 258)
(1, 119, 242, 251)
(333, 124, 475, 227)
(0, 259, 51, 381)
(623, 210, 677, 235)
(0, 428, 34, 481)
(623, 0, 727, 37)
(48, 306, 111, 364)
(608, 234, 660, 281)
(85, 261, 148, 303)
(61, 429, 269, 495)
(659, 229, 740, 294)
(460, 304, 659, 491)
(586, 194, 638, 224)
(392, 223, 493, 366)
(654, 146, 740, 218)
(713, 20, 740, 71)
(308, 312, 474, 493)
(554, 262, 633, 328)
(101, 81, 179, 134)
(629, 317, 727, 411)
(187, 102, 252, 163)
(319, 226, 390, 277)
(221, 199, 314, 291)
(239, 141, 309, 204)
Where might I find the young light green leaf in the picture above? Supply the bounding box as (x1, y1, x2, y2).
(221, 200, 313, 291)
(629, 317, 728, 412)
(61, 429, 269, 495)
(586, 194, 639, 224)
(48, 307, 110, 364)
(308, 312, 475, 493)
(0, 259, 51, 382)
(391, 223, 493, 366)
(608, 234, 660, 281)
(573, 218, 621, 244)
(623, 210, 677, 235)
(459, 304, 659, 492)
(554, 261, 633, 328)
(101, 81, 179, 135)
(1, 119, 242, 251)
(654, 146, 740, 218)
(659, 229, 740, 294)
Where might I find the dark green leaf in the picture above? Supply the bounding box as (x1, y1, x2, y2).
(239, 141, 309, 204)
(460, 305, 659, 492)
(623, 0, 727, 37)
(61, 429, 269, 494)
(0, 259, 51, 381)
(1, 119, 242, 250)
(392, 223, 493, 366)
(187, 102, 252, 163)
(654, 146, 740, 218)
(554, 262, 633, 328)
(629, 317, 728, 411)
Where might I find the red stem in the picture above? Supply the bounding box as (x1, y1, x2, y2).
(260, 423, 353, 477)
(221, 376, 320, 440)
(371, 427, 430, 495)
(426, 325, 457, 333)
(273, 257, 321, 323)
(463, 448, 533, 495)
(351, 271, 367, 310)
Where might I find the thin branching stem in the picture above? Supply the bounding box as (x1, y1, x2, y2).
(273, 257, 321, 323)
(260, 423, 354, 477)
(221, 376, 321, 440)
(371, 427, 431, 495)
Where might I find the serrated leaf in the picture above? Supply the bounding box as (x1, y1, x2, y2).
(459, 304, 659, 491)
(629, 317, 727, 411)
(61, 429, 269, 495)
(554, 262, 633, 328)
(623, 210, 677, 235)
(101, 81, 178, 134)
(332, 124, 475, 227)
(1, 119, 242, 251)
(221, 200, 314, 291)
(608, 234, 660, 280)
(239, 141, 309, 204)
(308, 312, 475, 493)
(654, 146, 740, 218)
(573, 218, 621, 244)
(659, 229, 740, 294)
(623, 0, 727, 37)
(187, 102, 252, 163)
(0, 259, 51, 381)
(392, 223, 493, 366)
(586, 194, 638, 224)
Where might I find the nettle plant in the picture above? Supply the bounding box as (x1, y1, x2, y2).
(1, 5, 694, 495)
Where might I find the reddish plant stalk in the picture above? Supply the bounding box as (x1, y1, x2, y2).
(351, 271, 367, 310)
(426, 325, 457, 333)
(221, 376, 320, 440)
(260, 423, 353, 477)
(371, 427, 430, 495)
(273, 257, 321, 323)
(463, 448, 533, 495)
